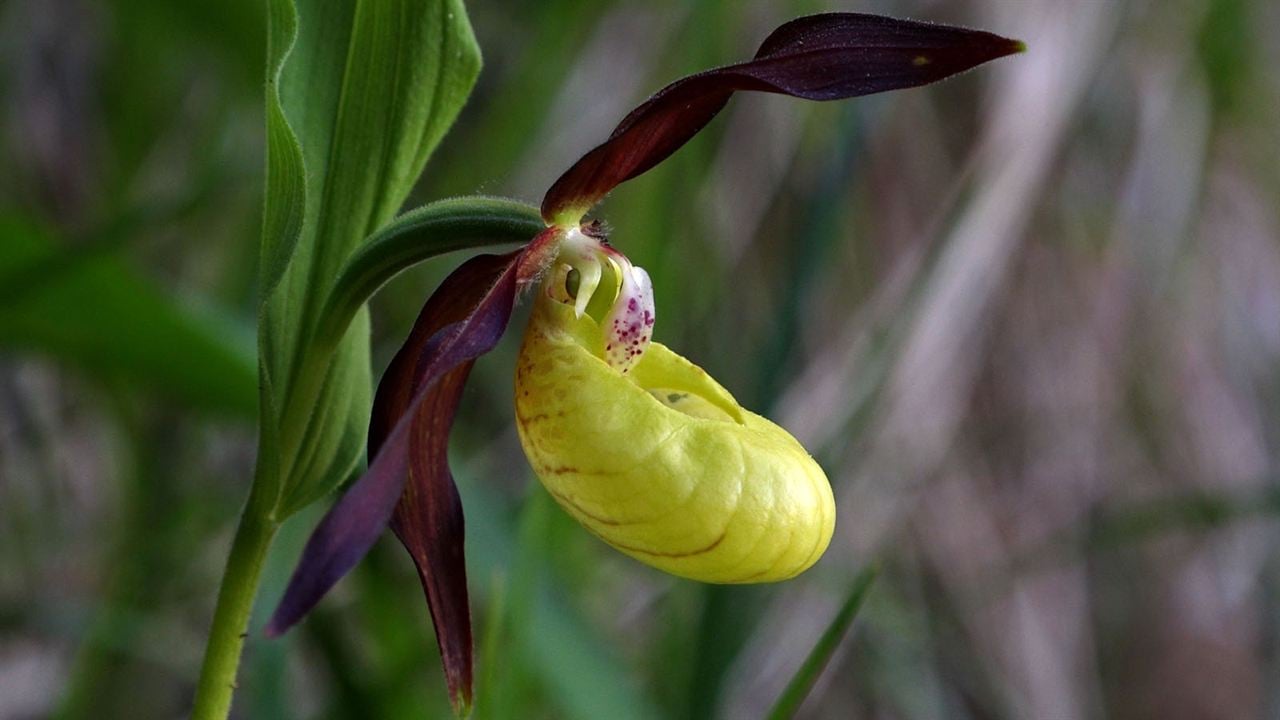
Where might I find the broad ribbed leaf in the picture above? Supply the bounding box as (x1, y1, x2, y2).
(257, 0, 484, 515)
(542, 12, 1023, 223)
(0, 215, 256, 416)
(258, 0, 304, 298)
(268, 252, 522, 714)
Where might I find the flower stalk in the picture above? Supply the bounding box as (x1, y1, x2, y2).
(191, 493, 278, 720)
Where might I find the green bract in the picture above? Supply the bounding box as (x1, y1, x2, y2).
(515, 269, 835, 583)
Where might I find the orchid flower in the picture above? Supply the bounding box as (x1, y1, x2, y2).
(266, 12, 1022, 712)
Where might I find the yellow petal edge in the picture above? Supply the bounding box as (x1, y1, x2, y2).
(515, 288, 835, 583)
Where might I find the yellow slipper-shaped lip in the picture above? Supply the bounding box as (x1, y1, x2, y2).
(515, 285, 835, 583)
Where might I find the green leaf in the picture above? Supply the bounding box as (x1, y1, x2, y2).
(258, 0, 305, 298)
(256, 0, 485, 516)
(766, 566, 879, 720)
(0, 215, 257, 417)
(273, 309, 372, 515)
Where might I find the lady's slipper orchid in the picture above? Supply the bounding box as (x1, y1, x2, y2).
(267, 12, 1022, 711)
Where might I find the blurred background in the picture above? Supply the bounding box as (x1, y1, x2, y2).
(3, 0, 1279, 717)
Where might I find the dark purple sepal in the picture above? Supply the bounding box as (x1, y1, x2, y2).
(390, 362, 474, 713)
(265, 252, 524, 712)
(541, 12, 1023, 223)
(374, 251, 525, 711)
(263, 417, 410, 638)
(368, 250, 526, 452)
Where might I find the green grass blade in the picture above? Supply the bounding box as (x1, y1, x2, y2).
(766, 566, 879, 720)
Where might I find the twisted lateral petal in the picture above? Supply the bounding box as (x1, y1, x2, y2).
(541, 12, 1023, 224)
(515, 290, 834, 583)
(268, 251, 523, 712)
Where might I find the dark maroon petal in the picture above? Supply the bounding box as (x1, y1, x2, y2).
(368, 250, 526, 452)
(263, 418, 410, 636)
(265, 251, 523, 692)
(390, 362, 473, 711)
(541, 12, 1023, 223)
(372, 250, 524, 712)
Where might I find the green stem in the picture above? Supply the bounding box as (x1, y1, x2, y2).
(191, 505, 279, 720)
